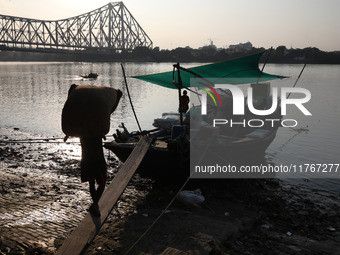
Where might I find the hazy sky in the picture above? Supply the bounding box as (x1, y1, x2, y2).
(1, 0, 339, 51)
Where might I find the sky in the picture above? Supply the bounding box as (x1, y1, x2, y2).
(1, 0, 339, 51)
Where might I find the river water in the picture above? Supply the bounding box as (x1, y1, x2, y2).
(0, 61, 339, 191)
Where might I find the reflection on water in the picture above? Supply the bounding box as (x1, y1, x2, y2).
(1, 62, 339, 191)
(264, 64, 340, 192)
(0, 62, 179, 136)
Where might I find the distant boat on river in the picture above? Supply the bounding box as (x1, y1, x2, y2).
(81, 73, 98, 79)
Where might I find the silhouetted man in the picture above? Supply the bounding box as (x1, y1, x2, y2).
(62, 84, 122, 217)
(180, 90, 190, 113)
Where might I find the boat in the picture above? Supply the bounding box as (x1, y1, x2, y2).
(104, 52, 286, 179)
(105, 101, 281, 179)
(81, 72, 98, 79)
(104, 124, 190, 180)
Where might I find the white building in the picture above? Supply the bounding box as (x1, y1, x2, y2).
(228, 42, 253, 52)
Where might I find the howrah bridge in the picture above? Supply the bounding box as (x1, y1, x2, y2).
(0, 2, 153, 55)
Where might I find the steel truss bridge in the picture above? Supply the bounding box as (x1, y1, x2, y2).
(0, 2, 153, 54)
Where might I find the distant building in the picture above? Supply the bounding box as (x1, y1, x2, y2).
(199, 40, 217, 51)
(228, 42, 253, 52)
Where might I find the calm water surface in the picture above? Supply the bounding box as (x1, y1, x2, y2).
(0, 62, 339, 191)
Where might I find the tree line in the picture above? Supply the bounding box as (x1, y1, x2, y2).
(124, 45, 340, 64)
(1, 45, 339, 63)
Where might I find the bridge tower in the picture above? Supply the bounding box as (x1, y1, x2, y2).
(0, 2, 153, 53)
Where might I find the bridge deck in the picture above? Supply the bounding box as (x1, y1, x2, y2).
(56, 136, 152, 255)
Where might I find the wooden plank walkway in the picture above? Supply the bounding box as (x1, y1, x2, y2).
(56, 136, 152, 255)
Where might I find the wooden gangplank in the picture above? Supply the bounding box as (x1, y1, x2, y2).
(56, 136, 152, 255)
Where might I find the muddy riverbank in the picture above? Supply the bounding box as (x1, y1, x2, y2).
(1, 128, 340, 254)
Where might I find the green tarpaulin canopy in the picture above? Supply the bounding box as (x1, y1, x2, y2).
(133, 52, 286, 89)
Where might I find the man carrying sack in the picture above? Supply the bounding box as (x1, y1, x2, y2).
(62, 84, 122, 216)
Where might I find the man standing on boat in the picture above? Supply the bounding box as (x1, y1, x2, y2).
(180, 90, 190, 113)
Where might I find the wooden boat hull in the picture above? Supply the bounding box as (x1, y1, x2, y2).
(104, 127, 279, 179)
(104, 140, 189, 180)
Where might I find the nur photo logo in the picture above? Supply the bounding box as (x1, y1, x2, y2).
(198, 83, 311, 128)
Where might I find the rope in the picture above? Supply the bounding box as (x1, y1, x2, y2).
(0, 137, 80, 144)
(0, 136, 119, 144)
(123, 175, 190, 255)
(270, 126, 309, 160)
(124, 136, 215, 255)
(270, 63, 308, 157)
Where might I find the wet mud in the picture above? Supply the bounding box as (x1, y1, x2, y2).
(1, 128, 340, 254)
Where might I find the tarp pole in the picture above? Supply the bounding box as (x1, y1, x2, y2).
(177, 63, 184, 125)
(287, 63, 307, 99)
(121, 63, 142, 132)
(173, 63, 183, 125)
(257, 47, 273, 83)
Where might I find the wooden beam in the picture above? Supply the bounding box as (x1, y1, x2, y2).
(56, 136, 152, 255)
